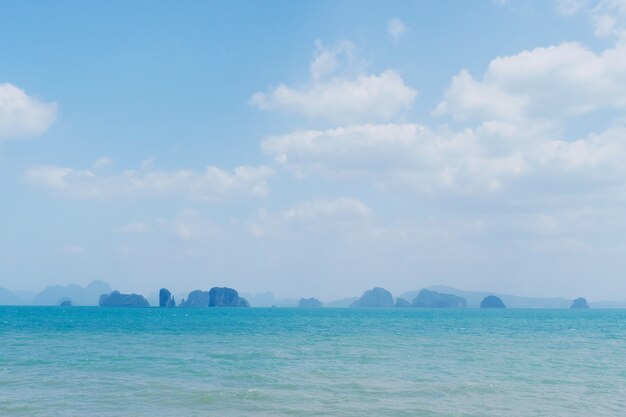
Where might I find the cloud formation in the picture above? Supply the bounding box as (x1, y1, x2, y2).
(388, 18, 408, 41)
(555, 0, 626, 39)
(25, 161, 274, 201)
(263, 122, 626, 199)
(250, 41, 417, 124)
(434, 42, 626, 124)
(0, 83, 57, 140)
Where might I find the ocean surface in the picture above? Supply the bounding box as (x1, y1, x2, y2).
(1, 307, 625, 416)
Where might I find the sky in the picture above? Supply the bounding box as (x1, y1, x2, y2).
(2, 0, 626, 301)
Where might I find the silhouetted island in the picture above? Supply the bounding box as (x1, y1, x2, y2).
(58, 299, 72, 307)
(395, 298, 411, 307)
(180, 290, 210, 307)
(570, 297, 589, 309)
(412, 289, 467, 308)
(209, 287, 238, 307)
(298, 298, 322, 308)
(159, 288, 176, 307)
(480, 295, 506, 308)
(179, 287, 249, 307)
(99, 291, 149, 307)
(350, 287, 394, 308)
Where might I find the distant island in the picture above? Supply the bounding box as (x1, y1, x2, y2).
(480, 295, 506, 309)
(0, 280, 621, 309)
(570, 297, 589, 309)
(99, 291, 149, 308)
(298, 298, 322, 308)
(99, 287, 250, 308)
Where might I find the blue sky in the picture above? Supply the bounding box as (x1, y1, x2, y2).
(2, 0, 626, 300)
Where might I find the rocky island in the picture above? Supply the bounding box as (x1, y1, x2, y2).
(350, 287, 394, 308)
(178, 287, 250, 307)
(180, 290, 210, 307)
(412, 289, 467, 308)
(570, 297, 589, 309)
(99, 291, 150, 307)
(480, 295, 506, 308)
(159, 288, 176, 307)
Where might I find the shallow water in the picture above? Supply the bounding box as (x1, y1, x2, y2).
(1, 307, 625, 416)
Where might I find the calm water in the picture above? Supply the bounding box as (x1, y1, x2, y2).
(1, 307, 625, 416)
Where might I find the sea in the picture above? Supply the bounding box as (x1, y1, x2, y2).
(1, 307, 625, 416)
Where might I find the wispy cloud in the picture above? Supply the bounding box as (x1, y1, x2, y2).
(387, 18, 407, 41)
(0, 83, 57, 140)
(250, 40, 417, 125)
(25, 163, 274, 201)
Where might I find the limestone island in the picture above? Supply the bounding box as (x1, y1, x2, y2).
(412, 289, 467, 308)
(570, 297, 589, 309)
(177, 287, 249, 307)
(159, 288, 176, 307)
(99, 291, 150, 307)
(480, 295, 506, 308)
(350, 287, 394, 308)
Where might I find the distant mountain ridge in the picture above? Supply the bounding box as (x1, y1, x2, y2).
(32, 281, 112, 306)
(2, 282, 626, 308)
(0, 287, 29, 305)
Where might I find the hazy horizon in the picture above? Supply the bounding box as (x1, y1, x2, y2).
(3, 1, 626, 301)
(3, 279, 626, 305)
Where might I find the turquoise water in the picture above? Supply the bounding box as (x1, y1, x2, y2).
(1, 307, 626, 416)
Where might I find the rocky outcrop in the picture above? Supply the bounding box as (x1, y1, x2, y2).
(412, 289, 467, 308)
(208, 287, 249, 307)
(98, 291, 149, 307)
(395, 297, 411, 308)
(480, 295, 506, 308)
(180, 290, 210, 307)
(298, 298, 322, 308)
(58, 299, 73, 307)
(159, 288, 176, 307)
(350, 287, 394, 308)
(570, 297, 589, 309)
(179, 288, 249, 307)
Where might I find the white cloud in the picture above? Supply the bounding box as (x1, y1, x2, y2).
(250, 41, 417, 125)
(282, 198, 371, 221)
(388, 18, 407, 41)
(25, 163, 273, 201)
(433, 69, 528, 122)
(251, 71, 416, 125)
(435, 42, 626, 123)
(555, 0, 626, 39)
(0, 83, 57, 140)
(309, 40, 357, 80)
(263, 122, 626, 198)
(263, 123, 438, 177)
(555, 0, 589, 15)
